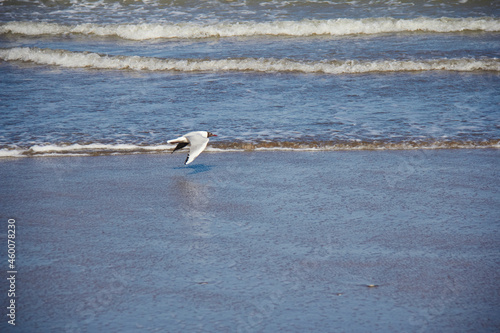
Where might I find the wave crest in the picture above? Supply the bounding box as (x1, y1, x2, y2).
(1, 47, 499, 74)
(1, 17, 499, 40)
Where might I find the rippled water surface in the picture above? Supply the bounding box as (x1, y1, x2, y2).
(0, 0, 499, 156)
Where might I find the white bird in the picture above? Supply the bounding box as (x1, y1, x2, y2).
(168, 131, 217, 165)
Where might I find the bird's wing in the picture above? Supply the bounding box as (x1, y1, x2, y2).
(171, 142, 189, 154)
(168, 135, 190, 153)
(184, 132, 209, 165)
(167, 136, 189, 144)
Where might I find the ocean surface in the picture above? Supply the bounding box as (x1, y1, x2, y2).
(0, 0, 499, 157)
(1, 2, 500, 332)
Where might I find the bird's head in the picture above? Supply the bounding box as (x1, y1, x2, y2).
(207, 132, 217, 137)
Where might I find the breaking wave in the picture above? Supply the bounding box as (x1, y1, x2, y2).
(1, 17, 499, 40)
(1, 140, 499, 158)
(1, 47, 499, 73)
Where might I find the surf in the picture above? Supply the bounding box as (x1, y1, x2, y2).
(1, 47, 499, 74)
(1, 139, 499, 158)
(1, 17, 499, 40)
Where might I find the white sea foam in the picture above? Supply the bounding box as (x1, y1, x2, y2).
(0, 149, 23, 158)
(0, 143, 176, 158)
(31, 143, 174, 153)
(1, 140, 498, 158)
(1, 17, 499, 40)
(1, 47, 499, 74)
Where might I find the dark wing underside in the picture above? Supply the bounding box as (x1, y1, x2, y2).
(172, 142, 189, 153)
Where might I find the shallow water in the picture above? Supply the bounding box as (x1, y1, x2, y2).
(1, 150, 499, 332)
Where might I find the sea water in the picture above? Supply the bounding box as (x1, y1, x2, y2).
(0, 0, 499, 157)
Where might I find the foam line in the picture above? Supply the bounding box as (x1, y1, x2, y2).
(1, 140, 498, 158)
(1, 47, 499, 73)
(1, 17, 499, 40)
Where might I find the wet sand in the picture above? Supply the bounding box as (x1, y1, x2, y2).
(1, 149, 499, 332)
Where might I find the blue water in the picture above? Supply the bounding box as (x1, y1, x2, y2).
(1, 2, 500, 332)
(0, 0, 499, 156)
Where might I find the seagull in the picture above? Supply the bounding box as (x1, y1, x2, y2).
(168, 131, 217, 165)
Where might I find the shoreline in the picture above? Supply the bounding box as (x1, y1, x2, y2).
(0, 141, 499, 158)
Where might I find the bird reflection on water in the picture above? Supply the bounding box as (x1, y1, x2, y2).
(174, 163, 213, 175)
(170, 174, 216, 238)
